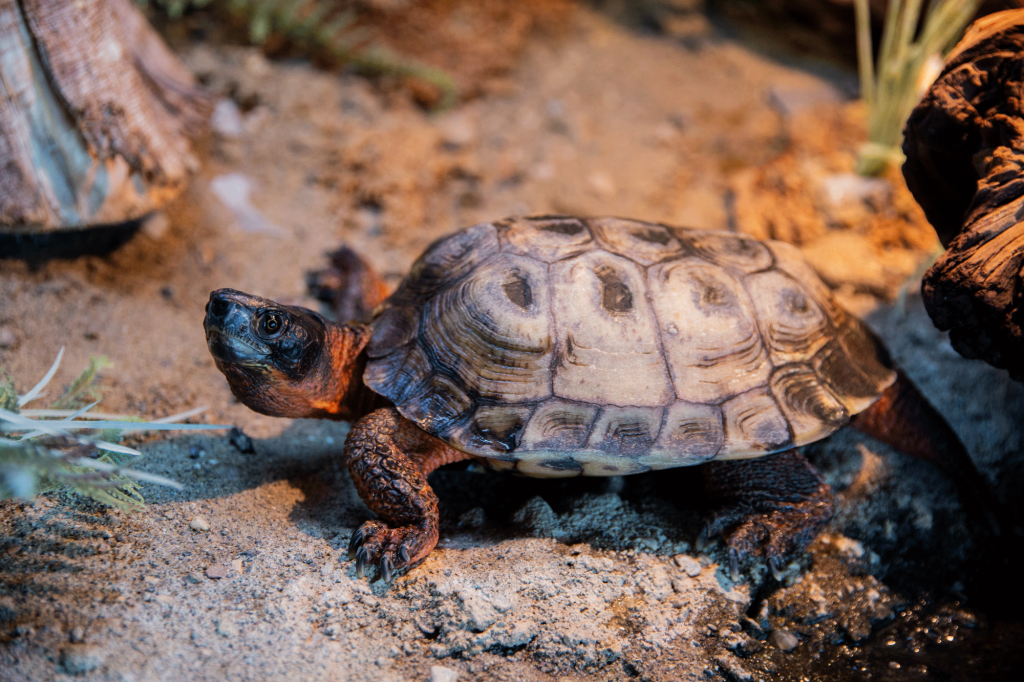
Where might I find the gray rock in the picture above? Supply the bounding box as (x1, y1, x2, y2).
(511, 496, 561, 537)
(59, 644, 105, 675)
(769, 628, 799, 651)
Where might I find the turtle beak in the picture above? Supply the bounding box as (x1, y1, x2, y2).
(204, 289, 269, 364)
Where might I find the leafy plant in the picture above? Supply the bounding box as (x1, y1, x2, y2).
(1, 349, 226, 511)
(138, 0, 457, 108)
(854, 0, 979, 176)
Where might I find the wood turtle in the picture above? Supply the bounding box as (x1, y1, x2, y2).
(204, 216, 994, 581)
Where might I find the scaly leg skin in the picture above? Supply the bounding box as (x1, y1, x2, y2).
(701, 449, 835, 581)
(850, 369, 1002, 535)
(344, 407, 474, 581)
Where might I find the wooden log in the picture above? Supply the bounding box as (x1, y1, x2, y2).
(0, 0, 208, 235)
(902, 9, 1024, 379)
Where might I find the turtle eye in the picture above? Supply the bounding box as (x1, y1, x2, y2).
(257, 311, 287, 338)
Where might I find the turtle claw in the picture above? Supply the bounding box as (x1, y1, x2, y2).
(355, 546, 369, 578)
(729, 548, 740, 582)
(346, 519, 434, 581)
(768, 556, 783, 582)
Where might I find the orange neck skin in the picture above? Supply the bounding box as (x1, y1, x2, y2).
(305, 323, 385, 421)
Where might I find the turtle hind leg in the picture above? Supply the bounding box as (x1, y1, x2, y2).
(306, 245, 390, 323)
(344, 407, 474, 581)
(850, 369, 1003, 536)
(701, 450, 835, 580)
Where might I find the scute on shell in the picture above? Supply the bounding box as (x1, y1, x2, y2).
(364, 216, 896, 476)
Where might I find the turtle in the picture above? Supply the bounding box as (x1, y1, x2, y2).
(204, 215, 995, 582)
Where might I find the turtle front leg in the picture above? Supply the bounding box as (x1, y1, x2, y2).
(701, 450, 835, 580)
(344, 407, 474, 581)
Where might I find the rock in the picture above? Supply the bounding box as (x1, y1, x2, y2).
(69, 626, 85, 643)
(457, 507, 486, 530)
(768, 628, 799, 651)
(185, 572, 203, 584)
(430, 665, 460, 682)
(673, 554, 702, 577)
(211, 98, 244, 138)
(228, 427, 255, 454)
(205, 565, 229, 580)
(0, 328, 17, 348)
(815, 173, 892, 227)
(209, 173, 284, 235)
(189, 516, 211, 532)
(59, 644, 105, 674)
(511, 496, 561, 537)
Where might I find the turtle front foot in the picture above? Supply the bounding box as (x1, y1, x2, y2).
(700, 449, 835, 581)
(343, 408, 472, 581)
(348, 520, 437, 582)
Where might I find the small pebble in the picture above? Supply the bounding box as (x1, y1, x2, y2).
(229, 427, 255, 453)
(206, 565, 229, 580)
(69, 626, 85, 643)
(189, 516, 211, 532)
(185, 572, 203, 584)
(0, 328, 16, 348)
(674, 554, 702, 577)
(430, 666, 460, 682)
(769, 628, 799, 651)
(188, 446, 205, 459)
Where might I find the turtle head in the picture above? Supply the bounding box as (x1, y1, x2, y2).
(204, 288, 368, 419)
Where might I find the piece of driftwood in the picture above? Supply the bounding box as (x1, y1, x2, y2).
(0, 0, 208, 235)
(902, 9, 1024, 379)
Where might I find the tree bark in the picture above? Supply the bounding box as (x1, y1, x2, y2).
(902, 9, 1024, 379)
(0, 0, 208, 235)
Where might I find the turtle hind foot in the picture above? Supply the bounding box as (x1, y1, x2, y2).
(348, 520, 434, 582)
(701, 449, 835, 581)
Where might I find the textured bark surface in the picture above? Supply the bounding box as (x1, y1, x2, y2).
(0, 0, 208, 234)
(902, 9, 1024, 378)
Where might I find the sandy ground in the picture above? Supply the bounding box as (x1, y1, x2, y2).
(3, 6, 1023, 681)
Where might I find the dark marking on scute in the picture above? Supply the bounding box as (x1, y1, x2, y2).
(595, 265, 634, 314)
(783, 289, 810, 315)
(540, 457, 583, 472)
(632, 227, 671, 245)
(774, 365, 847, 427)
(473, 417, 525, 453)
(502, 272, 534, 310)
(600, 421, 654, 454)
(537, 219, 586, 236)
(814, 340, 880, 400)
(602, 465, 621, 472)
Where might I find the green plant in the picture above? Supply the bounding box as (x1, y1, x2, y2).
(854, 0, 979, 176)
(138, 0, 458, 109)
(1, 349, 226, 510)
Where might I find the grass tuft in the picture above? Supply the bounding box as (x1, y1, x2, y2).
(1, 349, 227, 511)
(854, 0, 979, 176)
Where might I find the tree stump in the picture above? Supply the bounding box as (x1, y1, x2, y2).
(902, 9, 1024, 379)
(0, 0, 208, 236)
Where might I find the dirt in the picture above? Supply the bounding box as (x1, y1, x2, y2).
(2, 4, 1023, 681)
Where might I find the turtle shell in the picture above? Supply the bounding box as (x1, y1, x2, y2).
(363, 216, 896, 477)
